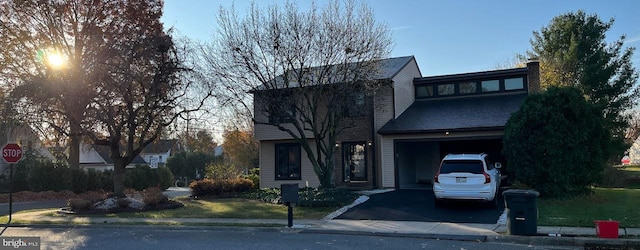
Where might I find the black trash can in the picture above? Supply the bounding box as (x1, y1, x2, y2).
(503, 189, 540, 236)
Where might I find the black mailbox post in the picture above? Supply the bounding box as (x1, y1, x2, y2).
(281, 184, 299, 227)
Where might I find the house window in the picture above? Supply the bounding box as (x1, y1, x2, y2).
(505, 77, 524, 90)
(269, 105, 296, 124)
(343, 142, 367, 182)
(481, 80, 500, 92)
(416, 85, 434, 98)
(437, 84, 455, 96)
(343, 92, 367, 117)
(275, 143, 301, 180)
(459, 82, 477, 94)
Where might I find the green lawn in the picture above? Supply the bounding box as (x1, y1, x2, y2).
(90, 197, 336, 220)
(538, 188, 640, 227)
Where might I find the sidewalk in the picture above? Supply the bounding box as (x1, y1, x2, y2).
(6, 209, 640, 248)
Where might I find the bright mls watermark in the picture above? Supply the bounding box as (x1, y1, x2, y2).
(0, 237, 40, 250)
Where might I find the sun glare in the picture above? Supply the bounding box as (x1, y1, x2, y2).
(47, 52, 66, 68)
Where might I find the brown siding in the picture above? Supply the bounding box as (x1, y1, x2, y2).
(373, 59, 422, 188)
(393, 58, 421, 119)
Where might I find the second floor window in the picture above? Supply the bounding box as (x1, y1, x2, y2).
(342, 92, 368, 117)
(269, 104, 296, 124)
(415, 76, 526, 99)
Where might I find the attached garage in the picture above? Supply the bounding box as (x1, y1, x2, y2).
(394, 138, 503, 189)
(377, 73, 532, 189)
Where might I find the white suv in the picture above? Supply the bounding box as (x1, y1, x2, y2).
(433, 153, 501, 207)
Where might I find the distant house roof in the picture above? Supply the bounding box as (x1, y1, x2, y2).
(93, 145, 147, 164)
(378, 93, 527, 134)
(255, 56, 416, 90)
(140, 139, 178, 154)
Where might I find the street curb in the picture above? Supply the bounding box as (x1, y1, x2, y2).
(486, 235, 640, 248)
(1, 223, 294, 233)
(299, 229, 487, 242)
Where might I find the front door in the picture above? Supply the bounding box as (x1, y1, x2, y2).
(343, 142, 367, 182)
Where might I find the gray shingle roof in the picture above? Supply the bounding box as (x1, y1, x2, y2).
(378, 93, 527, 134)
(141, 139, 178, 154)
(255, 56, 416, 90)
(373, 56, 416, 79)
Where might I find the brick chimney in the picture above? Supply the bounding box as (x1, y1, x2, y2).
(526, 59, 541, 93)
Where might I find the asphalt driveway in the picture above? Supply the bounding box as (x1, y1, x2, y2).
(336, 189, 504, 224)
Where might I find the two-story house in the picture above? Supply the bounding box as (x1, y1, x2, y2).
(254, 56, 422, 189)
(254, 56, 540, 190)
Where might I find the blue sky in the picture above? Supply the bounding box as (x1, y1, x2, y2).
(161, 0, 640, 77)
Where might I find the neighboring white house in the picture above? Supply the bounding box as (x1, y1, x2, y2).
(139, 139, 180, 168)
(79, 144, 147, 171)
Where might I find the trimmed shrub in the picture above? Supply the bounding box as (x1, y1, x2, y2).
(189, 178, 253, 197)
(156, 166, 174, 190)
(503, 87, 609, 198)
(28, 161, 70, 192)
(142, 187, 168, 206)
(67, 198, 92, 211)
(86, 169, 104, 191)
(100, 170, 114, 191)
(69, 168, 88, 193)
(124, 165, 174, 191)
(125, 165, 154, 191)
(243, 168, 260, 189)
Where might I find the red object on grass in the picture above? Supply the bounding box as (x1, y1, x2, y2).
(594, 220, 619, 238)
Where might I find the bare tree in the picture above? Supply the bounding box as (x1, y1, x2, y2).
(493, 53, 528, 70)
(200, 0, 391, 187)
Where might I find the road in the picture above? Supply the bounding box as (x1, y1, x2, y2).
(0, 226, 578, 250)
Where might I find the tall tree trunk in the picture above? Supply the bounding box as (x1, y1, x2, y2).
(113, 161, 126, 197)
(68, 126, 81, 169)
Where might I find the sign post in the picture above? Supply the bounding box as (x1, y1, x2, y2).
(3, 143, 23, 224)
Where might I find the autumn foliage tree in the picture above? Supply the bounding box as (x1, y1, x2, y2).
(0, 0, 211, 196)
(222, 129, 259, 172)
(0, 0, 124, 169)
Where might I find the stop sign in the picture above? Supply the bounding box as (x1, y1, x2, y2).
(2, 143, 23, 163)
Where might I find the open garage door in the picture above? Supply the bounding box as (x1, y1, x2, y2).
(395, 141, 439, 189)
(395, 138, 504, 189)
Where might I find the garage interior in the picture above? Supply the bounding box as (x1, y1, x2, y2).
(395, 138, 504, 189)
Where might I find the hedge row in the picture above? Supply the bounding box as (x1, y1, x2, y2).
(0, 158, 173, 194)
(189, 178, 254, 197)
